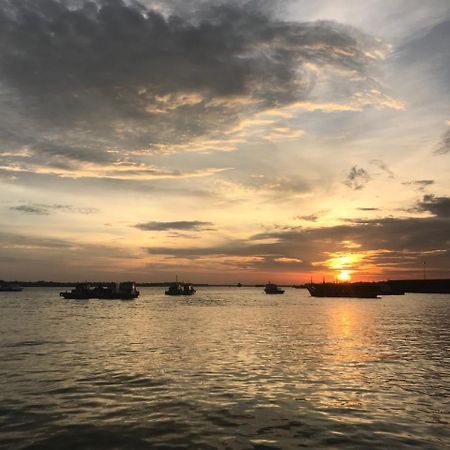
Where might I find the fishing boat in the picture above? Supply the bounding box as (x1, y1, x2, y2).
(165, 282, 196, 296)
(0, 281, 23, 292)
(60, 282, 139, 299)
(306, 282, 379, 298)
(264, 283, 285, 294)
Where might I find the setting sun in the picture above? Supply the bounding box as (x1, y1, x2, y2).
(337, 270, 352, 282)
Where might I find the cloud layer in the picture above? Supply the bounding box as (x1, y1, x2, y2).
(0, 0, 392, 179)
(135, 220, 213, 231)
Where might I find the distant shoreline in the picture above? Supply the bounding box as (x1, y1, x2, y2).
(3, 278, 450, 294)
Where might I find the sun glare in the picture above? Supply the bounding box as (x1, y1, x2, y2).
(337, 270, 352, 282)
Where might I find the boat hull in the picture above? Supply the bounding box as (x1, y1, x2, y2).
(165, 291, 195, 296)
(60, 282, 139, 300)
(60, 292, 139, 300)
(307, 283, 379, 298)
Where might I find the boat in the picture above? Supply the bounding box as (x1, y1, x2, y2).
(165, 282, 196, 296)
(0, 280, 23, 292)
(60, 282, 139, 299)
(306, 282, 379, 298)
(264, 283, 285, 294)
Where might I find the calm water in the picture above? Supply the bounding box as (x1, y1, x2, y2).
(0, 287, 449, 449)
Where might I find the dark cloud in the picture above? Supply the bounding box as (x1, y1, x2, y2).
(435, 129, 450, 155)
(295, 214, 319, 222)
(344, 166, 370, 190)
(9, 203, 98, 215)
(10, 205, 49, 215)
(402, 179, 434, 191)
(357, 207, 379, 211)
(0, 0, 387, 170)
(135, 220, 213, 231)
(414, 194, 450, 218)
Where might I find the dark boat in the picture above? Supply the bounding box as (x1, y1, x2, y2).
(0, 280, 23, 292)
(306, 282, 379, 298)
(264, 283, 285, 294)
(60, 282, 139, 300)
(165, 282, 196, 296)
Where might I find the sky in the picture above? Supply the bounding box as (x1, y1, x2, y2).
(0, 0, 449, 283)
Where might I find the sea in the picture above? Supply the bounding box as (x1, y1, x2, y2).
(0, 287, 449, 449)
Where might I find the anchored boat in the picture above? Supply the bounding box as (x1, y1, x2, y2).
(264, 283, 285, 294)
(165, 282, 196, 296)
(0, 281, 23, 292)
(60, 282, 139, 299)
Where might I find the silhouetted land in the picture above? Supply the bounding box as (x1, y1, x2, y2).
(387, 279, 450, 294)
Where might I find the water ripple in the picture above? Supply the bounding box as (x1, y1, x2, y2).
(0, 288, 449, 449)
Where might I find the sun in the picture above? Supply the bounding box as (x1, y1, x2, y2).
(337, 270, 352, 282)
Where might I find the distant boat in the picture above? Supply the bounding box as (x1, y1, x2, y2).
(0, 281, 23, 292)
(237, 282, 242, 287)
(306, 282, 379, 298)
(60, 282, 139, 300)
(165, 282, 196, 296)
(264, 283, 285, 294)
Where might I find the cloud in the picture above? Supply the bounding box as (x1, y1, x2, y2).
(0, 232, 75, 250)
(0, 0, 398, 179)
(249, 176, 311, 195)
(402, 180, 434, 191)
(10, 205, 49, 215)
(435, 129, 450, 155)
(295, 214, 319, 222)
(370, 159, 395, 178)
(0, 231, 143, 279)
(344, 166, 370, 190)
(414, 194, 450, 218)
(357, 207, 379, 211)
(396, 18, 450, 89)
(10, 203, 98, 215)
(145, 212, 450, 275)
(0, 159, 227, 180)
(135, 220, 214, 231)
